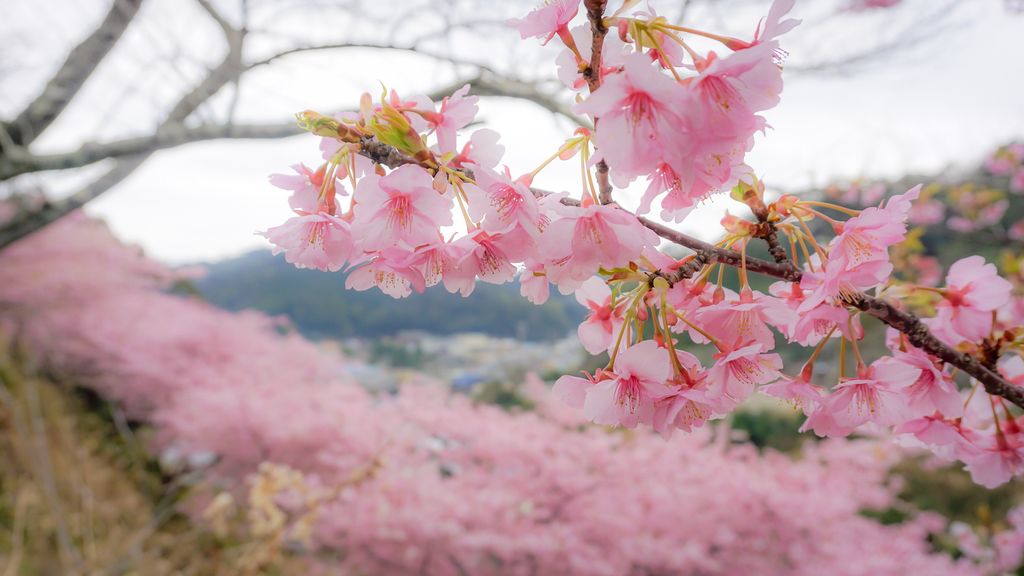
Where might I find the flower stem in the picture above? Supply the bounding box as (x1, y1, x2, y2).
(806, 326, 838, 366)
(798, 200, 861, 217)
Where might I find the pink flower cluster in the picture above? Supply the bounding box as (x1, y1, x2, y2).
(263, 1, 803, 298)
(947, 185, 1010, 233)
(263, 90, 659, 299)
(557, 179, 1024, 487)
(986, 143, 1024, 193)
(260, 1, 1024, 489)
(827, 180, 1012, 234)
(0, 213, 1000, 575)
(951, 506, 1024, 573)
(566, 2, 799, 221)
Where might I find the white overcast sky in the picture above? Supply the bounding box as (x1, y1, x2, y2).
(3, 0, 1023, 264)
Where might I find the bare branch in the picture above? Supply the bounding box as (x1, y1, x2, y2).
(0, 74, 576, 180)
(848, 293, 1024, 409)
(0, 157, 145, 249)
(2, 0, 145, 147)
(330, 130, 1024, 413)
(196, 0, 236, 38)
(0, 40, 244, 248)
(0, 2, 583, 247)
(583, 0, 613, 204)
(245, 41, 491, 72)
(470, 72, 587, 129)
(638, 216, 802, 281)
(0, 123, 302, 180)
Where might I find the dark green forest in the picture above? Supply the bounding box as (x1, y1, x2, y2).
(195, 250, 585, 341)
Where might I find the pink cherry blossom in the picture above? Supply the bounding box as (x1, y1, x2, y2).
(555, 23, 629, 90)
(454, 128, 504, 170)
(752, 0, 800, 46)
(790, 302, 862, 346)
(652, 383, 715, 438)
(898, 414, 965, 450)
(670, 138, 754, 212)
(507, 0, 580, 45)
(406, 239, 465, 288)
(261, 212, 354, 272)
(666, 276, 716, 319)
(653, 351, 713, 437)
(801, 401, 856, 438)
(686, 46, 780, 142)
(892, 347, 963, 419)
(637, 163, 705, 222)
(691, 288, 789, 350)
(762, 368, 823, 416)
(552, 372, 594, 409)
(797, 184, 919, 310)
(770, 270, 862, 344)
(443, 230, 517, 296)
(539, 201, 660, 288)
(932, 256, 1012, 343)
(351, 165, 453, 251)
(827, 184, 920, 272)
(960, 430, 1024, 489)
(820, 357, 920, 433)
(707, 343, 783, 411)
(425, 84, 479, 154)
(466, 167, 542, 239)
(574, 276, 625, 355)
(519, 260, 551, 305)
(345, 248, 426, 298)
(798, 255, 893, 311)
(269, 163, 343, 214)
(582, 341, 674, 428)
(573, 54, 690, 187)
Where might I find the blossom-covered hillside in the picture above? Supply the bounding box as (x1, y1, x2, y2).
(1, 211, 1013, 575)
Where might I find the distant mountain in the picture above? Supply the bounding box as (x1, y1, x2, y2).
(194, 250, 585, 341)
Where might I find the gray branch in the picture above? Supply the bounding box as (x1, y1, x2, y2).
(0, 4, 582, 250)
(2, 0, 144, 148)
(0, 156, 144, 249)
(0, 74, 578, 181)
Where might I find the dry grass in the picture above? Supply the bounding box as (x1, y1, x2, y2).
(0, 353, 313, 576)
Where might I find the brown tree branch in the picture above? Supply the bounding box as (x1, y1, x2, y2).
(337, 132, 1024, 412)
(848, 293, 1024, 408)
(743, 191, 791, 265)
(2, 0, 145, 148)
(0, 123, 302, 180)
(469, 73, 588, 129)
(653, 219, 1024, 410)
(195, 0, 237, 38)
(0, 157, 145, 250)
(0, 74, 572, 181)
(583, 0, 613, 205)
(0, 4, 248, 251)
(0, 5, 582, 248)
(637, 215, 802, 282)
(245, 41, 485, 72)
